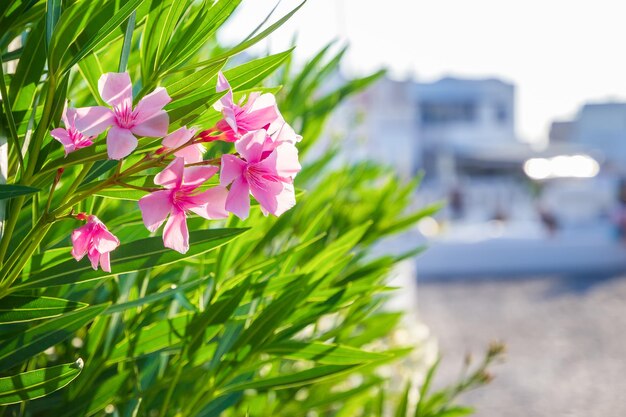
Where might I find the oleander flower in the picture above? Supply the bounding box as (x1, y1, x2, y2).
(213, 71, 279, 141)
(50, 106, 95, 156)
(161, 126, 205, 163)
(71, 215, 120, 272)
(138, 158, 228, 254)
(74, 72, 171, 160)
(220, 129, 301, 219)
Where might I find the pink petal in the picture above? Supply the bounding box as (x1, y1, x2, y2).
(187, 186, 229, 219)
(249, 178, 285, 217)
(138, 190, 173, 232)
(183, 165, 218, 189)
(269, 118, 302, 145)
(247, 93, 277, 113)
(134, 87, 171, 125)
(93, 225, 120, 254)
(260, 143, 301, 179)
(71, 223, 92, 261)
(87, 247, 101, 270)
(98, 72, 133, 108)
(225, 176, 251, 220)
(107, 126, 138, 160)
(130, 110, 169, 137)
(50, 128, 72, 147)
(155, 157, 184, 189)
(220, 154, 246, 186)
(214, 71, 234, 110)
(175, 144, 205, 164)
(162, 126, 195, 148)
(235, 129, 268, 163)
(74, 106, 115, 136)
(273, 182, 297, 216)
(163, 209, 189, 254)
(99, 252, 111, 273)
(61, 104, 71, 128)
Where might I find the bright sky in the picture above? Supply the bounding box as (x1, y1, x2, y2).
(220, 0, 626, 143)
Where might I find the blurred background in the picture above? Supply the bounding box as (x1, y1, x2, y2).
(221, 1, 626, 415)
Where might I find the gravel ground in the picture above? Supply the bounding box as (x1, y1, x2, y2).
(416, 273, 626, 417)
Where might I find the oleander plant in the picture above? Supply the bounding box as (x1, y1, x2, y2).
(0, 1, 501, 416)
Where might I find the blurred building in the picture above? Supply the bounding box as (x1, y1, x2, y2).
(323, 74, 626, 276)
(551, 102, 626, 174)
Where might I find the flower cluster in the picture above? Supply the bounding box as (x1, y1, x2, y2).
(54, 71, 301, 270)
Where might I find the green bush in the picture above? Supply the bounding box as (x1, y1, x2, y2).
(0, 1, 501, 415)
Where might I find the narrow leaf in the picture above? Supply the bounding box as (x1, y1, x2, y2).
(0, 304, 107, 371)
(0, 296, 88, 324)
(0, 359, 83, 405)
(15, 228, 248, 290)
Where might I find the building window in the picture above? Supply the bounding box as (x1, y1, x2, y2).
(420, 101, 477, 125)
(495, 103, 508, 123)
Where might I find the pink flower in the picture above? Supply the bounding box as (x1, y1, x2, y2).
(71, 215, 120, 272)
(138, 158, 229, 254)
(220, 129, 301, 219)
(74, 72, 171, 160)
(50, 106, 95, 156)
(213, 71, 279, 142)
(161, 126, 205, 163)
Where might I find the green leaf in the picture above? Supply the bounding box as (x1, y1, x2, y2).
(222, 48, 293, 91)
(45, 0, 62, 48)
(394, 381, 411, 417)
(104, 278, 207, 315)
(51, 0, 146, 74)
(222, 364, 360, 393)
(0, 296, 88, 324)
(181, 1, 305, 72)
(141, 0, 189, 78)
(58, 371, 129, 417)
(15, 228, 248, 290)
(0, 304, 107, 371)
(435, 407, 476, 417)
(106, 314, 192, 364)
(263, 341, 390, 365)
(117, 10, 136, 72)
(0, 184, 39, 200)
(0, 359, 83, 405)
(160, 0, 242, 71)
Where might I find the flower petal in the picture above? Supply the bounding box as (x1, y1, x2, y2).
(175, 144, 205, 164)
(130, 110, 169, 137)
(74, 106, 115, 136)
(107, 126, 138, 160)
(93, 225, 120, 254)
(134, 87, 171, 124)
(99, 252, 112, 273)
(269, 118, 302, 145)
(214, 71, 234, 111)
(163, 209, 189, 254)
(71, 223, 92, 261)
(225, 176, 251, 220)
(138, 190, 173, 232)
(259, 143, 301, 179)
(98, 72, 133, 108)
(50, 128, 72, 147)
(220, 154, 246, 186)
(88, 247, 101, 270)
(187, 186, 229, 219)
(235, 129, 268, 163)
(273, 182, 297, 216)
(183, 165, 218, 188)
(162, 126, 195, 148)
(155, 157, 184, 189)
(249, 178, 284, 216)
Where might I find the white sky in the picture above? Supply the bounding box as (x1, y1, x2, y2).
(219, 0, 626, 143)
